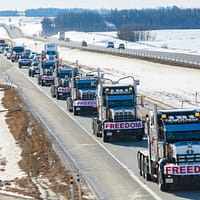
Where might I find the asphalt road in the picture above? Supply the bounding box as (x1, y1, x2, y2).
(2, 49, 200, 200)
(0, 56, 157, 199)
(1, 24, 200, 199)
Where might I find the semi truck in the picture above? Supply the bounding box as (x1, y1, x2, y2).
(92, 75, 144, 142)
(137, 107, 200, 191)
(11, 45, 25, 62)
(43, 43, 59, 61)
(58, 31, 65, 40)
(51, 65, 78, 100)
(66, 73, 97, 116)
(38, 61, 56, 86)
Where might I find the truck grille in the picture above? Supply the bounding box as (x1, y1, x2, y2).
(114, 111, 134, 122)
(177, 153, 200, 164)
(82, 92, 96, 100)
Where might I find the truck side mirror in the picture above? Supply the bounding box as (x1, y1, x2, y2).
(136, 95, 144, 107)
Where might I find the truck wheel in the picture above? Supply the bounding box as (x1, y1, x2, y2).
(56, 93, 60, 100)
(74, 109, 78, 116)
(145, 173, 151, 181)
(103, 135, 109, 142)
(93, 126, 101, 137)
(51, 92, 56, 98)
(158, 168, 168, 192)
(97, 131, 102, 137)
(102, 130, 109, 142)
(67, 98, 73, 112)
(38, 78, 41, 85)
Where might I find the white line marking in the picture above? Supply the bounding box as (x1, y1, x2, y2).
(19, 69, 162, 200)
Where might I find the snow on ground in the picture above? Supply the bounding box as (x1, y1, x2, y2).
(1, 17, 200, 110)
(0, 89, 26, 180)
(1, 15, 200, 198)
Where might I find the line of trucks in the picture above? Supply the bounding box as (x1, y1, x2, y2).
(28, 42, 200, 192)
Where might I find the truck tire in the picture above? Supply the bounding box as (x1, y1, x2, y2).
(93, 122, 101, 137)
(38, 77, 41, 85)
(102, 130, 109, 142)
(97, 131, 102, 137)
(56, 93, 60, 100)
(103, 134, 109, 142)
(73, 109, 78, 116)
(145, 173, 151, 181)
(138, 153, 143, 176)
(158, 167, 168, 192)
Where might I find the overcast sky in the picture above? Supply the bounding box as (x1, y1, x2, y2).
(1, 0, 199, 11)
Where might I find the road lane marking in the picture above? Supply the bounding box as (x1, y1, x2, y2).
(18, 69, 162, 200)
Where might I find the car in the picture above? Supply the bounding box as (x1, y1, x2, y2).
(29, 51, 37, 59)
(6, 52, 12, 59)
(33, 53, 42, 62)
(81, 40, 87, 47)
(0, 43, 7, 54)
(0, 47, 3, 54)
(107, 41, 114, 48)
(18, 55, 32, 68)
(4, 47, 11, 56)
(11, 46, 25, 62)
(28, 62, 40, 77)
(24, 49, 31, 57)
(118, 43, 125, 49)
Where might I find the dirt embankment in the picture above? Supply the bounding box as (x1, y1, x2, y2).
(0, 84, 82, 199)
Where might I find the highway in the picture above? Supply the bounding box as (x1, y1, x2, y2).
(1, 57, 200, 200)
(1, 25, 200, 199)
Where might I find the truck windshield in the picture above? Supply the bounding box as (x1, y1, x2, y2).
(165, 123, 200, 142)
(107, 99, 133, 108)
(166, 131, 200, 142)
(77, 82, 96, 89)
(47, 51, 56, 55)
(59, 72, 70, 78)
(13, 46, 24, 53)
(106, 94, 133, 108)
(43, 63, 55, 69)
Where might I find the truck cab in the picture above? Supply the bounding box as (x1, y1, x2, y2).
(67, 75, 97, 116)
(43, 43, 59, 61)
(11, 45, 25, 62)
(92, 75, 144, 142)
(38, 61, 56, 86)
(50, 66, 76, 100)
(138, 108, 200, 191)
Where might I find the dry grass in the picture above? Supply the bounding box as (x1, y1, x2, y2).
(0, 84, 82, 199)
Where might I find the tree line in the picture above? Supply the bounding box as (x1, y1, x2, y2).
(1, 7, 199, 42)
(40, 7, 200, 41)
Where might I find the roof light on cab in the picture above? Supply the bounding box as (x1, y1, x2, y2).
(105, 88, 109, 93)
(161, 114, 167, 119)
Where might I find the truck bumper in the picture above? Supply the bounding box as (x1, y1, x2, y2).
(57, 92, 71, 100)
(104, 128, 144, 140)
(164, 174, 200, 185)
(42, 80, 54, 86)
(74, 106, 97, 115)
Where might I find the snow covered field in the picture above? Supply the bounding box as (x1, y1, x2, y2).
(1, 16, 200, 110)
(1, 15, 200, 199)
